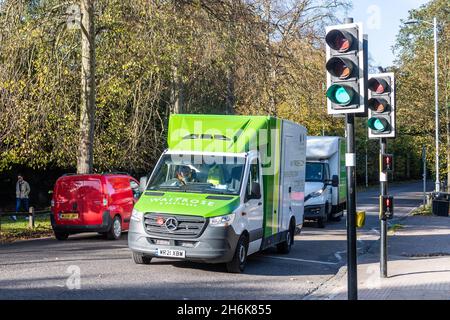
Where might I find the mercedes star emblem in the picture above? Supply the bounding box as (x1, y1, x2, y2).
(165, 217, 178, 232)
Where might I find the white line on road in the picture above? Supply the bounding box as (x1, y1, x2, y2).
(262, 255, 339, 265)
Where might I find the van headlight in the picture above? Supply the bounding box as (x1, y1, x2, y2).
(310, 189, 324, 198)
(209, 213, 235, 227)
(131, 208, 143, 222)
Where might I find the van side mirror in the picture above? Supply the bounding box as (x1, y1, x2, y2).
(331, 175, 339, 188)
(246, 183, 261, 201)
(139, 176, 148, 193)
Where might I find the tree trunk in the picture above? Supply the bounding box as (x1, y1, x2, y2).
(77, 0, 96, 174)
(406, 152, 411, 179)
(171, 64, 183, 114)
(226, 66, 235, 114)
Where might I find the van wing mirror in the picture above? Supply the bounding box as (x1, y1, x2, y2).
(139, 176, 148, 193)
(251, 183, 261, 199)
(331, 175, 339, 188)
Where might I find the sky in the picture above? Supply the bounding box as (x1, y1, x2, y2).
(344, 0, 430, 68)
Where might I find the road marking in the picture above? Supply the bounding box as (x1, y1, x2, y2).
(262, 255, 338, 265)
(334, 251, 345, 261)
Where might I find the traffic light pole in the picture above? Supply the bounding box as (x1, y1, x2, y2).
(380, 138, 388, 278)
(346, 113, 358, 300)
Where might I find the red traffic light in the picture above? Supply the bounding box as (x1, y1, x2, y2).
(325, 29, 353, 52)
(380, 195, 394, 220)
(382, 154, 393, 171)
(368, 77, 388, 94)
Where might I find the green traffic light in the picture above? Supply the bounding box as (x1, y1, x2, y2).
(368, 117, 389, 132)
(326, 84, 354, 106)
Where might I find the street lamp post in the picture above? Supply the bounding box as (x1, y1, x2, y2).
(405, 17, 440, 192)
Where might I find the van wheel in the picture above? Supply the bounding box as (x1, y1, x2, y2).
(277, 222, 295, 254)
(54, 232, 69, 241)
(132, 252, 152, 265)
(107, 216, 122, 240)
(226, 235, 248, 273)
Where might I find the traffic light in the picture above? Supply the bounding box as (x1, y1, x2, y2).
(367, 72, 396, 138)
(380, 153, 393, 172)
(380, 195, 394, 220)
(325, 22, 365, 115)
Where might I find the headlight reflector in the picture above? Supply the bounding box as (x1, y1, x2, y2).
(209, 213, 235, 227)
(310, 189, 324, 198)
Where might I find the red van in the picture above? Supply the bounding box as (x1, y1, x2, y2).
(50, 173, 140, 240)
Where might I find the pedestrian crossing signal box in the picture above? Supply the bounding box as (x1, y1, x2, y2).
(380, 153, 393, 172)
(380, 195, 394, 220)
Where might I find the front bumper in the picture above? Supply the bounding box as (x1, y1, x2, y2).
(128, 218, 240, 264)
(51, 211, 112, 234)
(304, 204, 326, 220)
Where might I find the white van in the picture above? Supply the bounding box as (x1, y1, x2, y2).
(304, 136, 346, 228)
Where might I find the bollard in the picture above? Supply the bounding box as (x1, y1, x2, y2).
(28, 207, 35, 229)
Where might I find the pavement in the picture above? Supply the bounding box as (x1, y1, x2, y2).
(0, 180, 444, 300)
(305, 214, 450, 300)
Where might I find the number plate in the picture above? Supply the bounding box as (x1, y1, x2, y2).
(156, 249, 185, 258)
(60, 213, 79, 220)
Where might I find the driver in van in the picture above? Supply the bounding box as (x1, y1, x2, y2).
(176, 165, 197, 185)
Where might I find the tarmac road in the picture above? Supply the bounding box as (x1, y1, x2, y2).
(0, 180, 433, 299)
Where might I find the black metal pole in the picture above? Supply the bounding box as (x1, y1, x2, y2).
(380, 138, 388, 278)
(346, 113, 357, 300)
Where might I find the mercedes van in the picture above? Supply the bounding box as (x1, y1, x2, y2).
(128, 114, 307, 272)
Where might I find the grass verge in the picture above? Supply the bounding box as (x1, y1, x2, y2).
(411, 204, 432, 216)
(0, 214, 53, 243)
(388, 223, 404, 235)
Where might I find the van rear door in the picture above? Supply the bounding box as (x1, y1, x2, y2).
(81, 177, 104, 225)
(55, 177, 84, 224)
(55, 176, 103, 225)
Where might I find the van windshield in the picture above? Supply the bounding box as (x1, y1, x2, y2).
(147, 154, 246, 195)
(306, 162, 325, 182)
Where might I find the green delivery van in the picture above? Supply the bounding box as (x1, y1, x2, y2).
(128, 114, 307, 272)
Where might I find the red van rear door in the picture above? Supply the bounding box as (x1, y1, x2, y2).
(55, 177, 84, 224)
(79, 177, 104, 225)
(55, 176, 103, 225)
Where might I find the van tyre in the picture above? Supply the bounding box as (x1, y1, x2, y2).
(54, 232, 69, 241)
(226, 235, 248, 273)
(328, 203, 342, 222)
(132, 252, 152, 264)
(107, 216, 122, 240)
(277, 222, 295, 254)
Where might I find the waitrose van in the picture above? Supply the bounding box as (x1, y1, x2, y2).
(128, 114, 307, 272)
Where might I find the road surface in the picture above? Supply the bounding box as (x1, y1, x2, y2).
(0, 180, 433, 299)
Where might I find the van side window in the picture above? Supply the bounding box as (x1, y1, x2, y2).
(130, 180, 140, 199)
(245, 159, 261, 201)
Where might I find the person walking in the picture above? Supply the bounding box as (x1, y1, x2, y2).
(13, 174, 30, 221)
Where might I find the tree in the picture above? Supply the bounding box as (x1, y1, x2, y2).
(393, 0, 449, 187)
(77, 0, 96, 174)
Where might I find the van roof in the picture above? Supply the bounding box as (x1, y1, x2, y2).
(306, 136, 343, 159)
(58, 173, 132, 180)
(167, 114, 280, 153)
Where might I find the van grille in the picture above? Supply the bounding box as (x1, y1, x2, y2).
(143, 213, 206, 238)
